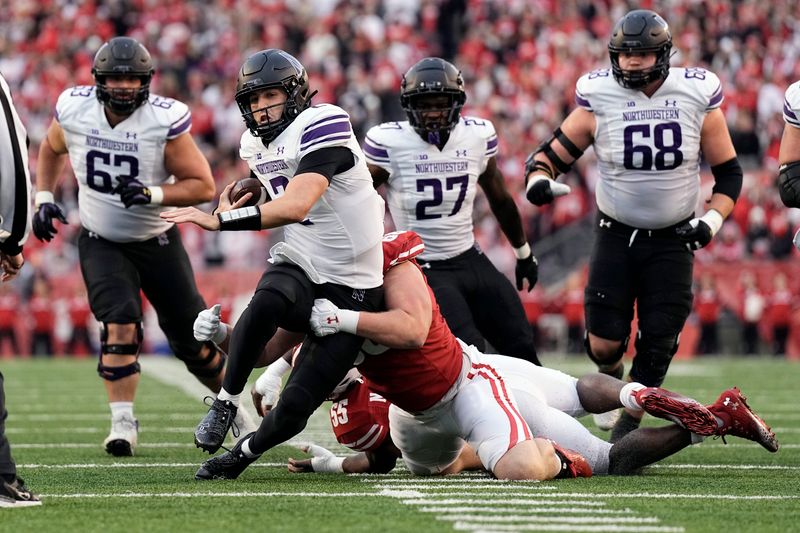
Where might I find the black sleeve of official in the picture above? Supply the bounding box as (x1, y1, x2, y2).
(0, 81, 31, 256)
(710, 157, 743, 203)
(296, 146, 355, 183)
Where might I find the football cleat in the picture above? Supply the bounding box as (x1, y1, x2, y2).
(550, 441, 592, 479)
(635, 387, 718, 435)
(707, 387, 779, 453)
(195, 432, 260, 480)
(103, 413, 138, 456)
(195, 397, 239, 454)
(0, 477, 41, 508)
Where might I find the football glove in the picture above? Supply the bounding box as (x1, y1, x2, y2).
(193, 304, 226, 344)
(113, 177, 152, 208)
(676, 210, 723, 251)
(525, 175, 571, 206)
(32, 202, 68, 242)
(515, 253, 539, 292)
(309, 298, 360, 336)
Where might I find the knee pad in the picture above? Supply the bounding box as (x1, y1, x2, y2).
(98, 322, 142, 381)
(100, 322, 143, 356)
(177, 342, 226, 379)
(630, 331, 680, 387)
(585, 333, 628, 370)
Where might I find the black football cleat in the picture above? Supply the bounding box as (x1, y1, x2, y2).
(195, 397, 239, 454)
(195, 433, 260, 480)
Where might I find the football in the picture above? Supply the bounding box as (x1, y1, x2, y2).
(229, 177, 269, 207)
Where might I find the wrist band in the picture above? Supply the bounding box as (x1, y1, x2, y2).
(149, 186, 164, 205)
(700, 209, 724, 237)
(35, 191, 55, 207)
(513, 243, 532, 260)
(311, 455, 345, 473)
(218, 206, 262, 231)
(337, 309, 360, 334)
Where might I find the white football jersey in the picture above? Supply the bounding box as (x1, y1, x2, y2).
(56, 86, 192, 242)
(575, 67, 724, 229)
(783, 80, 800, 129)
(240, 103, 384, 289)
(363, 117, 498, 260)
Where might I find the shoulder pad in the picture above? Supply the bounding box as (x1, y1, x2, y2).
(382, 231, 425, 273)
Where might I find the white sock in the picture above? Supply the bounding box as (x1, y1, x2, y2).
(217, 388, 240, 406)
(620, 382, 646, 411)
(240, 437, 260, 458)
(110, 402, 134, 420)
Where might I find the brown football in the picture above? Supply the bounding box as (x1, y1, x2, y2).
(229, 178, 269, 206)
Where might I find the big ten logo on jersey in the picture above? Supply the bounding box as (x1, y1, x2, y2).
(330, 399, 348, 427)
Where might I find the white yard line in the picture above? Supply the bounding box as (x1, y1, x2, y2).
(420, 507, 635, 515)
(452, 523, 683, 532)
(40, 492, 385, 498)
(18, 462, 287, 469)
(439, 516, 662, 524)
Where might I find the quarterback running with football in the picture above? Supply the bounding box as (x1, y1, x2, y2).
(162, 49, 386, 480)
(524, 10, 743, 440)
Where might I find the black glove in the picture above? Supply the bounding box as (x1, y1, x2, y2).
(113, 177, 152, 208)
(525, 176, 572, 206)
(32, 202, 68, 242)
(675, 218, 713, 251)
(515, 253, 539, 292)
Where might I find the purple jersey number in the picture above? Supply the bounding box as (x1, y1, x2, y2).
(415, 174, 468, 220)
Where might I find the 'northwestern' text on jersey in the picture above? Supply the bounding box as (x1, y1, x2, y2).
(55, 86, 192, 242)
(240, 103, 384, 288)
(575, 67, 723, 229)
(783, 80, 800, 130)
(363, 117, 498, 261)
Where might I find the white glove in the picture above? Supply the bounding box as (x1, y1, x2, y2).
(309, 298, 360, 336)
(193, 304, 226, 344)
(253, 358, 290, 413)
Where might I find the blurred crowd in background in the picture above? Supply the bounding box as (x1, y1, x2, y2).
(0, 0, 798, 356)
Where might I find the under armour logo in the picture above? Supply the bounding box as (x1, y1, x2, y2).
(277, 146, 285, 155)
(326, 316, 339, 325)
(599, 219, 612, 228)
(723, 397, 739, 410)
(126, 132, 137, 139)
(456, 149, 467, 157)
(665, 99, 677, 107)
(256, 153, 262, 160)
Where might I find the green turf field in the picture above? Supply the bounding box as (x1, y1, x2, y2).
(1, 356, 798, 532)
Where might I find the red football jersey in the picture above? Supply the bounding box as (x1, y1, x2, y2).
(356, 231, 463, 412)
(330, 380, 391, 452)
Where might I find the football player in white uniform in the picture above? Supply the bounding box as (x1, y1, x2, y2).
(33, 37, 218, 457)
(161, 49, 385, 480)
(524, 10, 743, 441)
(778, 80, 800, 249)
(363, 58, 541, 365)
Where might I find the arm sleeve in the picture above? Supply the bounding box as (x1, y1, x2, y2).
(295, 146, 355, 183)
(0, 77, 31, 255)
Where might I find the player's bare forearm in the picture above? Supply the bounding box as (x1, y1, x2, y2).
(355, 263, 431, 349)
(705, 192, 735, 219)
(480, 160, 526, 247)
(257, 329, 304, 367)
(36, 127, 69, 192)
(163, 133, 215, 205)
(778, 124, 800, 165)
(159, 177, 216, 207)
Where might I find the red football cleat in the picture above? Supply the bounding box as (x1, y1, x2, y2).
(635, 387, 718, 436)
(550, 441, 593, 479)
(707, 387, 779, 453)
